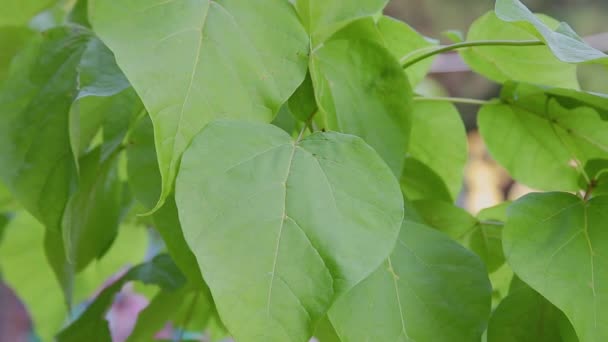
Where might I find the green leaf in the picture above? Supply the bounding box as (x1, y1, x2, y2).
(503, 192, 608, 341)
(0, 26, 88, 230)
(414, 201, 507, 272)
(413, 200, 478, 238)
(310, 39, 412, 174)
(62, 147, 129, 272)
(127, 287, 214, 342)
(330, 16, 437, 86)
(288, 72, 317, 123)
(408, 101, 467, 199)
(127, 114, 160, 210)
(57, 254, 186, 342)
(67, 0, 91, 27)
(400, 157, 453, 202)
(461, 12, 579, 88)
(90, 0, 310, 212)
(176, 120, 403, 342)
(495, 0, 608, 65)
(126, 114, 205, 285)
(0, 0, 54, 26)
(294, 0, 389, 45)
(0, 25, 131, 231)
(488, 278, 577, 342)
(328, 221, 492, 341)
(478, 82, 608, 191)
(474, 203, 509, 273)
(313, 316, 340, 342)
(152, 196, 205, 286)
(0, 27, 34, 83)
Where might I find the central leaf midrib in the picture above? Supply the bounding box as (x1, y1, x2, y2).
(171, 0, 211, 168)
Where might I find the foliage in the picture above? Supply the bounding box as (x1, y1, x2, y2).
(0, 0, 607, 341)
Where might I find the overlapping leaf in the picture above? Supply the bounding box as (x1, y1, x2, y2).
(126, 114, 204, 285)
(414, 200, 507, 272)
(479, 82, 608, 191)
(495, 0, 608, 65)
(294, 0, 389, 45)
(504, 192, 608, 341)
(310, 39, 412, 174)
(328, 221, 492, 342)
(461, 12, 579, 88)
(91, 0, 310, 211)
(330, 16, 437, 86)
(176, 120, 403, 342)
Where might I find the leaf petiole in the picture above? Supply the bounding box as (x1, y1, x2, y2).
(401, 39, 544, 69)
(413, 96, 496, 106)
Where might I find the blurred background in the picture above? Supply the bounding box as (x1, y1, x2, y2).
(1, 1, 607, 341)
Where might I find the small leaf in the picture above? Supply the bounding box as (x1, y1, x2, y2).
(488, 278, 577, 342)
(504, 192, 608, 341)
(57, 254, 186, 342)
(294, 0, 389, 45)
(310, 39, 412, 174)
(479, 82, 608, 191)
(495, 0, 608, 65)
(400, 157, 453, 203)
(328, 221, 492, 342)
(127, 287, 214, 342)
(415, 200, 507, 272)
(91, 0, 310, 212)
(461, 12, 579, 88)
(176, 120, 403, 342)
(442, 29, 465, 43)
(61, 147, 129, 272)
(288, 72, 317, 122)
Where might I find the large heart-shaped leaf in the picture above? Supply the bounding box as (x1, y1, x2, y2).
(504, 192, 608, 341)
(310, 39, 412, 174)
(90, 0, 309, 211)
(294, 0, 389, 46)
(328, 221, 492, 341)
(461, 12, 579, 88)
(176, 120, 403, 342)
(495, 0, 608, 65)
(479, 82, 608, 191)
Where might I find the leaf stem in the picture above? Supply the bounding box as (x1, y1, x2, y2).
(583, 180, 597, 201)
(176, 292, 200, 342)
(401, 39, 544, 69)
(413, 96, 495, 106)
